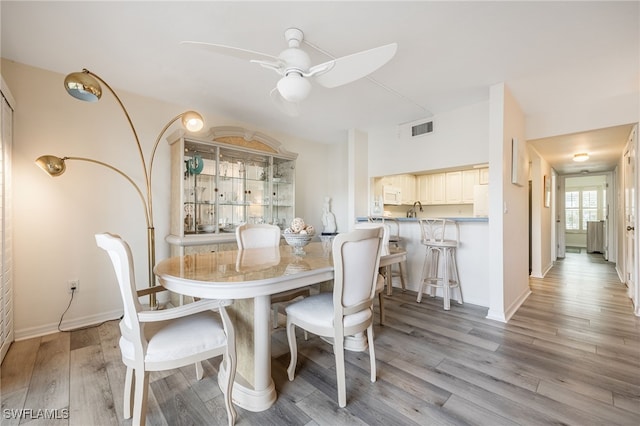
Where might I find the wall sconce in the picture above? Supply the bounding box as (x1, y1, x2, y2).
(36, 68, 204, 308)
(573, 153, 589, 162)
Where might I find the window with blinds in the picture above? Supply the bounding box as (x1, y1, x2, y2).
(565, 186, 604, 232)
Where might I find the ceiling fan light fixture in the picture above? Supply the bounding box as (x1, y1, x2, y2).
(277, 73, 311, 102)
(573, 153, 589, 162)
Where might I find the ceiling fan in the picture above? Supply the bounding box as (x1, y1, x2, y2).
(182, 28, 397, 116)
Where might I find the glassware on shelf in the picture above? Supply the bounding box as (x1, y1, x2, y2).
(195, 186, 206, 203)
(184, 205, 194, 233)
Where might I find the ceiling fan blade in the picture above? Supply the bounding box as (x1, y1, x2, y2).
(181, 41, 284, 66)
(314, 43, 398, 89)
(270, 88, 300, 117)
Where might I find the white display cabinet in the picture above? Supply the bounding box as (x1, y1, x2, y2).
(166, 127, 297, 255)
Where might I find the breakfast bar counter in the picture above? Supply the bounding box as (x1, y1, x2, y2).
(356, 217, 490, 307)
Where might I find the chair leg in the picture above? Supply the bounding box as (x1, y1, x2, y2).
(132, 370, 149, 426)
(367, 324, 377, 383)
(384, 265, 392, 296)
(450, 249, 463, 304)
(123, 367, 134, 419)
(334, 334, 347, 408)
(286, 321, 298, 381)
(417, 247, 434, 303)
(398, 261, 407, 292)
(378, 292, 385, 325)
(195, 361, 204, 380)
(272, 305, 279, 329)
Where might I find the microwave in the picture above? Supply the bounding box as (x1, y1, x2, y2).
(383, 185, 402, 205)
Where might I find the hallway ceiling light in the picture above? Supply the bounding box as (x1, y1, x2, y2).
(573, 153, 589, 162)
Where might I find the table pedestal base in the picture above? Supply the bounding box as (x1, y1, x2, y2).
(218, 363, 277, 412)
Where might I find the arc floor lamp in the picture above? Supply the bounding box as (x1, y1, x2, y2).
(36, 68, 204, 308)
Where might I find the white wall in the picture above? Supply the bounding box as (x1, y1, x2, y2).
(326, 142, 349, 234)
(367, 101, 490, 178)
(487, 83, 530, 322)
(3, 60, 334, 338)
(349, 129, 371, 227)
(529, 146, 553, 277)
(526, 91, 639, 142)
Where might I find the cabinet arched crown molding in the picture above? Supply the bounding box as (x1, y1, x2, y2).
(169, 126, 298, 160)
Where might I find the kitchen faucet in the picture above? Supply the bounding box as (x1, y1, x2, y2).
(406, 201, 423, 218)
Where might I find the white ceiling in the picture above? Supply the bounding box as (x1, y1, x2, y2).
(2, 1, 638, 174)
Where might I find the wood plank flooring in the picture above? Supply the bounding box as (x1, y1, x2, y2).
(2, 251, 639, 425)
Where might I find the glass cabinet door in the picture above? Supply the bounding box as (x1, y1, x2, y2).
(177, 135, 296, 238)
(218, 147, 270, 229)
(272, 157, 295, 230)
(183, 147, 217, 234)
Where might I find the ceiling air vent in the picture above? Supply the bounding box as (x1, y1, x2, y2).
(411, 121, 433, 137)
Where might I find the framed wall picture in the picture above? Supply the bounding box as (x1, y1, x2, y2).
(544, 175, 551, 207)
(511, 137, 526, 186)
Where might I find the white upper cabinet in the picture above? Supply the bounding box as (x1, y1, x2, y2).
(379, 166, 488, 206)
(378, 174, 416, 205)
(462, 169, 480, 203)
(445, 171, 463, 204)
(418, 173, 446, 205)
(479, 167, 489, 185)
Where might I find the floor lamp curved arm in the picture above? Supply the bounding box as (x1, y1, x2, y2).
(52, 69, 206, 309)
(74, 69, 151, 200)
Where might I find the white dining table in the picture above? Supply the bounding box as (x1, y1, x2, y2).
(154, 240, 406, 412)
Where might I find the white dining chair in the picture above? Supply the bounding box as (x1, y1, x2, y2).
(354, 222, 389, 324)
(235, 223, 311, 329)
(235, 223, 281, 249)
(368, 216, 407, 293)
(95, 233, 237, 426)
(285, 227, 384, 407)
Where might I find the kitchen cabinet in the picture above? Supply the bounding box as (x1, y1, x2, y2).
(381, 166, 488, 206)
(396, 174, 416, 204)
(462, 169, 480, 203)
(376, 173, 416, 205)
(479, 167, 489, 185)
(418, 173, 446, 205)
(431, 173, 446, 204)
(417, 175, 431, 204)
(166, 127, 297, 255)
(445, 171, 462, 204)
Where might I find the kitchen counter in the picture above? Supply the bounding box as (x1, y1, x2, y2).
(357, 216, 488, 223)
(355, 216, 489, 307)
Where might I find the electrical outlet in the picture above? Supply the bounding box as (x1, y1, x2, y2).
(68, 279, 79, 293)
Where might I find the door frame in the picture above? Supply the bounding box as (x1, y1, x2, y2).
(623, 125, 639, 316)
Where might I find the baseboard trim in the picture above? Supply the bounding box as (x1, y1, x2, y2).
(486, 287, 531, 323)
(14, 309, 123, 341)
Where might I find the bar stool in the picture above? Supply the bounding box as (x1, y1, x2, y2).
(368, 216, 407, 294)
(417, 218, 463, 310)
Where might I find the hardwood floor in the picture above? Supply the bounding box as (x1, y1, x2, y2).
(2, 251, 639, 425)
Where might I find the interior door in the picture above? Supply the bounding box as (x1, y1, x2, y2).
(0, 82, 14, 363)
(556, 176, 566, 258)
(624, 131, 637, 305)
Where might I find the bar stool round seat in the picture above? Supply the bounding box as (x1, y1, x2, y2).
(417, 218, 463, 310)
